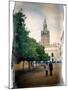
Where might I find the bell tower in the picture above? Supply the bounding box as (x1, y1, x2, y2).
(41, 18, 50, 46)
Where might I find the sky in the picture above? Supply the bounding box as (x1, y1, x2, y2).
(14, 2, 64, 44)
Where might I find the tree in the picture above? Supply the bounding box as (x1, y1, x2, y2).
(12, 11, 50, 71)
(36, 45, 50, 62)
(12, 11, 39, 70)
(24, 38, 39, 69)
(12, 11, 29, 64)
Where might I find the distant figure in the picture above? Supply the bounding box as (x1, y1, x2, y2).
(49, 62, 53, 76)
(45, 62, 49, 76)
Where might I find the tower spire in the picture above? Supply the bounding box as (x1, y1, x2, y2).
(43, 18, 47, 31)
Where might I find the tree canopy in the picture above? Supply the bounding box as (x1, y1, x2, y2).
(13, 11, 50, 63)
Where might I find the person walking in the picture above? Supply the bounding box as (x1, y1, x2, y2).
(45, 62, 49, 76)
(49, 62, 53, 76)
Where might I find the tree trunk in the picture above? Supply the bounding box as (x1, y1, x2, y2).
(36, 61, 37, 68)
(32, 61, 34, 70)
(23, 61, 24, 71)
(30, 61, 32, 70)
(28, 61, 30, 71)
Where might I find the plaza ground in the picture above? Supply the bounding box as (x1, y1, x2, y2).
(14, 63, 64, 88)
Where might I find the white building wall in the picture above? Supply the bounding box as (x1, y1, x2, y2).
(44, 45, 61, 61)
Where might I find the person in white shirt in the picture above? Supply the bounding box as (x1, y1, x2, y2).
(45, 62, 49, 76)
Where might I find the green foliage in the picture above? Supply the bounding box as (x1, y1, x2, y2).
(13, 11, 29, 58)
(24, 38, 39, 61)
(36, 45, 50, 61)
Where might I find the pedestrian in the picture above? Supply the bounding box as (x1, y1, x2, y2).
(45, 62, 49, 76)
(49, 62, 53, 76)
